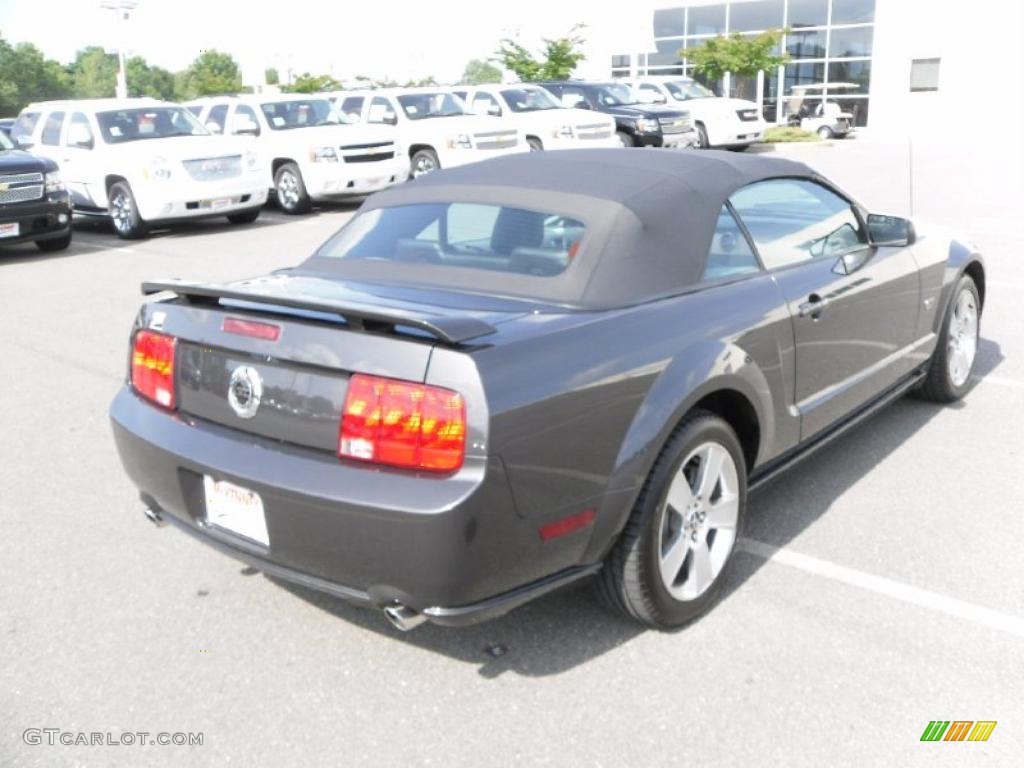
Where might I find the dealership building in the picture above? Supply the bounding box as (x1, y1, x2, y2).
(597, 0, 1023, 134)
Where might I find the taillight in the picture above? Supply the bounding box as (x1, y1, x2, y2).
(131, 330, 177, 409)
(340, 374, 467, 472)
(222, 317, 281, 341)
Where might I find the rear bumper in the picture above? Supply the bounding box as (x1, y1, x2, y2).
(0, 191, 72, 245)
(109, 386, 594, 624)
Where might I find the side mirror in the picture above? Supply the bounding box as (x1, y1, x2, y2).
(867, 214, 915, 247)
(67, 124, 94, 149)
(383, 113, 398, 126)
(487, 104, 501, 117)
(205, 121, 223, 135)
(233, 117, 259, 136)
(573, 100, 591, 110)
(14, 135, 34, 150)
(637, 91, 665, 105)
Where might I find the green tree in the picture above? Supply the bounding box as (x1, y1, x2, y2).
(68, 46, 118, 98)
(402, 76, 437, 87)
(680, 30, 789, 86)
(125, 56, 175, 100)
(0, 36, 71, 114)
(282, 72, 341, 93)
(175, 50, 243, 99)
(264, 67, 279, 85)
(496, 24, 586, 82)
(461, 58, 502, 85)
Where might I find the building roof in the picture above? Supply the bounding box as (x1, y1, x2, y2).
(304, 149, 820, 308)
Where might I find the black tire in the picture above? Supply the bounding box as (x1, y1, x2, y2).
(227, 207, 261, 225)
(616, 131, 635, 148)
(410, 148, 440, 178)
(598, 410, 747, 628)
(274, 162, 311, 215)
(526, 137, 544, 152)
(107, 181, 149, 239)
(694, 123, 710, 149)
(917, 275, 981, 403)
(817, 126, 834, 140)
(35, 231, 72, 251)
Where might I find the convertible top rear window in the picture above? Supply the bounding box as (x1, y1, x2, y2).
(316, 203, 584, 279)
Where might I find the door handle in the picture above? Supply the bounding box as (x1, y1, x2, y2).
(798, 293, 830, 319)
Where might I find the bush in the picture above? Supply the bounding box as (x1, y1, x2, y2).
(762, 126, 820, 143)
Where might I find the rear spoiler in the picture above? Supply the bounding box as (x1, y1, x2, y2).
(141, 279, 497, 345)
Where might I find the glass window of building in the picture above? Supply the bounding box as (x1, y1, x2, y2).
(728, 0, 784, 32)
(786, 0, 829, 27)
(784, 61, 826, 93)
(827, 60, 871, 91)
(786, 28, 827, 58)
(909, 58, 941, 92)
(654, 8, 686, 37)
(830, 0, 876, 25)
(687, 4, 726, 35)
(829, 25, 873, 57)
(649, 38, 685, 67)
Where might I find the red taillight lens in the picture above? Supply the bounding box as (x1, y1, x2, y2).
(340, 374, 467, 472)
(131, 330, 177, 409)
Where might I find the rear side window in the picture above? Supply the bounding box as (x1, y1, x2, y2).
(704, 205, 761, 280)
(730, 179, 867, 270)
(65, 112, 94, 148)
(41, 111, 65, 145)
(11, 111, 40, 144)
(340, 96, 365, 119)
(368, 97, 397, 125)
(205, 104, 228, 133)
(317, 203, 585, 278)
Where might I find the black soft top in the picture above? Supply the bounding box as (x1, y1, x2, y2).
(302, 149, 819, 308)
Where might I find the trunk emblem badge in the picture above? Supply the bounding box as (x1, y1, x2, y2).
(228, 366, 263, 419)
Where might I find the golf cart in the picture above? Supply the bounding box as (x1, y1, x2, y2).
(785, 83, 858, 139)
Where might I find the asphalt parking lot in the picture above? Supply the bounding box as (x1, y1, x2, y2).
(2, 140, 1022, 767)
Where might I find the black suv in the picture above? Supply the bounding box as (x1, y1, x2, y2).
(537, 81, 696, 149)
(0, 129, 72, 251)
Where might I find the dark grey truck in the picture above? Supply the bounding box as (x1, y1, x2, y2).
(111, 150, 984, 630)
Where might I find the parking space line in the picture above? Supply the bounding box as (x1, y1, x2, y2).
(738, 537, 1024, 639)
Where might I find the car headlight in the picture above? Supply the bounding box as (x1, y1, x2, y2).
(636, 118, 661, 133)
(447, 134, 473, 149)
(553, 125, 574, 139)
(44, 171, 65, 193)
(144, 157, 172, 181)
(310, 146, 338, 163)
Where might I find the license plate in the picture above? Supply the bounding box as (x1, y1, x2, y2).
(362, 177, 385, 187)
(0, 222, 19, 238)
(203, 476, 269, 546)
(211, 197, 232, 210)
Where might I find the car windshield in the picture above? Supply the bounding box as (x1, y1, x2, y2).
(395, 92, 466, 120)
(260, 99, 343, 130)
(95, 107, 209, 143)
(593, 84, 640, 107)
(316, 202, 585, 279)
(0, 131, 13, 151)
(501, 87, 561, 112)
(664, 80, 715, 100)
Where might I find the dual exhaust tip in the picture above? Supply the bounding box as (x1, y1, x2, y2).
(142, 505, 428, 631)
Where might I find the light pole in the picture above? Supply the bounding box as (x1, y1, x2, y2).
(99, 0, 138, 98)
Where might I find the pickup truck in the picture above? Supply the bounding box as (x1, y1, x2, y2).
(536, 81, 696, 149)
(187, 95, 407, 214)
(332, 88, 527, 178)
(13, 98, 267, 239)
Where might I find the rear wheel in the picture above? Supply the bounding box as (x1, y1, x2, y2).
(35, 231, 72, 251)
(274, 163, 311, 214)
(527, 137, 544, 152)
(694, 123, 710, 149)
(817, 126, 834, 139)
(108, 181, 149, 239)
(227, 207, 261, 225)
(410, 148, 440, 178)
(918, 275, 980, 402)
(599, 410, 746, 628)
(616, 131, 635, 148)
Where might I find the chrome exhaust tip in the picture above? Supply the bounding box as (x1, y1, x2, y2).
(382, 603, 427, 632)
(143, 506, 167, 527)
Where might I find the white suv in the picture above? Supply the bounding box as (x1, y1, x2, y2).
(187, 95, 406, 214)
(332, 88, 528, 178)
(451, 84, 619, 151)
(13, 98, 267, 238)
(630, 77, 768, 149)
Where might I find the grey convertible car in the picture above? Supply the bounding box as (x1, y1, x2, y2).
(111, 149, 984, 630)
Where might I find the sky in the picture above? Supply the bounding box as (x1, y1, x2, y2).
(0, 0, 659, 84)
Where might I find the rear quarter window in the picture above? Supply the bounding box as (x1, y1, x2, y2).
(11, 111, 41, 143)
(317, 203, 585, 278)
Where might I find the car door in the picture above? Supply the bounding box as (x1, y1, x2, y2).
(58, 111, 99, 208)
(730, 178, 921, 440)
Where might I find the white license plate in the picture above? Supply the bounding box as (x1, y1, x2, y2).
(210, 197, 232, 210)
(0, 222, 20, 238)
(362, 177, 385, 187)
(203, 476, 269, 546)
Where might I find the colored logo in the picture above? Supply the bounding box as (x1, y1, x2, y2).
(920, 721, 997, 742)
